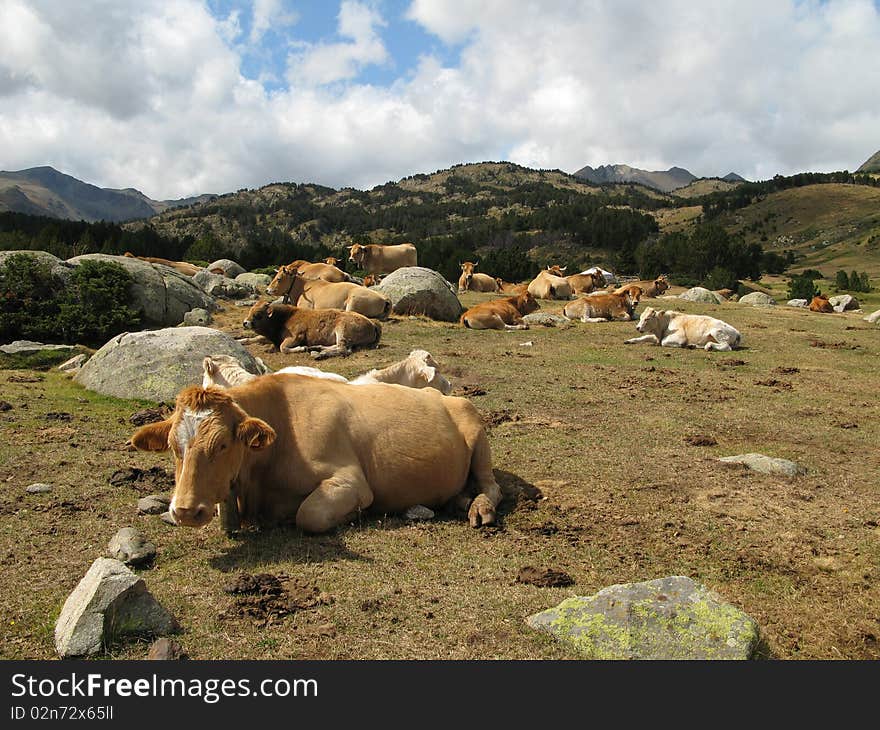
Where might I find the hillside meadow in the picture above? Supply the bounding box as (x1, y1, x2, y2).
(1, 290, 879, 659)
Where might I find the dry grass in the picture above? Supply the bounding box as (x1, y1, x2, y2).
(1, 293, 879, 660)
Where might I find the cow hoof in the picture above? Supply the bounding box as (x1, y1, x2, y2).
(468, 494, 496, 528)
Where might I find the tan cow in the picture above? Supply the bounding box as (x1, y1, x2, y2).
(460, 291, 539, 330)
(495, 279, 529, 295)
(129, 379, 502, 531)
(609, 284, 645, 306)
(363, 274, 383, 287)
(243, 301, 381, 359)
(282, 259, 350, 283)
(624, 307, 742, 351)
(615, 276, 669, 299)
(123, 252, 202, 277)
(457, 262, 500, 293)
(563, 290, 637, 322)
(810, 294, 834, 313)
(527, 268, 572, 300)
(566, 271, 605, 296)
(266, 266, 391, 319)
(348, 243, 417, 274)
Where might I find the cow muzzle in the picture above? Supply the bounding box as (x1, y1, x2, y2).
(243, 319, 252, 329)
(169, 502, 214, 527)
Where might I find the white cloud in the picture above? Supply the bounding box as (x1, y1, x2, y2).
(249, 0, 298, 44)
(0, 0, 878, 199)
(287, 1, 388, 87)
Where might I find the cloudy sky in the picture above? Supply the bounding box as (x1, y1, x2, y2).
(1, 0, 878, 199)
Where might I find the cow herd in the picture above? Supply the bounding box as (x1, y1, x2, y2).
(130, 242, 749, 535)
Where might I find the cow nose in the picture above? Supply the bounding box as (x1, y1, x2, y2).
(243, 320, 251, 329)
(170, 503, 210, 526)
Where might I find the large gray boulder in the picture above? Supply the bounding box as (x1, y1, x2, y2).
(235, 272, 272, 292)
(54, 558, 178, 657)
(373, 267, 463, 321)
(526, 575, 760, 660)
(0, 249, 72, 280)
(864, 309, 880, 324)
(679, 287, 723, 304)
(739, 291, 777, 307)
(193, 270, 253, 299)
(787, 299, 808, 308)
(208, 258, 246, 278)
(718, 452, 806, 478)
(67, 254, 216, 327)
(76, 327, 262, 402)
(829, 294, 859, 312)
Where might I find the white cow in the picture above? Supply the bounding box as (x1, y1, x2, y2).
(624, 307, 742, 351)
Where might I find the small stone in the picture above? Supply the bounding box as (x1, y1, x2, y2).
(54, 557, 178, 657)
(108, 527, 157, 567)
(26, 483, 53, 494)
(718, 452, 806, 478)
(521, 312, 571, 328)
(403, 505, 435, 521)
(234, 299, 259, 307)
(58, 354, 89, 372)
(147, 637, 186, 660)
(159, 511, 177, 526)
(786, 299, 808, 308)
(182, 308, 212, 326)
(138, 495, 171, 515)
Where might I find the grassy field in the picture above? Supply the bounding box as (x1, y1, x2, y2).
(1, 291, 879, 660)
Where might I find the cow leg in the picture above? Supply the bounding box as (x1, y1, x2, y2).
(295, 468, 374, 533)
(311, 329, 352, 360)
(581, 316, 610, 323)
(624, 334, 659, 345)
(503, 317, 528, 330)
(660, 334, 687, 348)
(466, 428, 502, 528)
(280, 335, 308, 353)
(705, 340, 732, 352)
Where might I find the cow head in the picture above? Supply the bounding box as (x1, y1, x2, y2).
(634, 307, 666, 336)
(348, 243, 366, 266)
(363, 274, 381, 287)
(324, 257, 339, 266)
(407, 350, 453, 395)
(625, 285, 644, 306)
(546, 265, 567, 276)
(130, 387, 275, 527)
(266, 265, 301, 298)
(458, 261, 476, 292)
(653, 276, 670, 295)
(514, 290, 540, 315)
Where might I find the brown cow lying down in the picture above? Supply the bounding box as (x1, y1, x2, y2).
(566, 271, 605, 296)
(810, 294, 834, 313)
(625, 307, 742, 351)
(495, 279, 528, 295)
(123, 252, 202, 277)
(244, 301, 380, 359)
(266, 266, 391, 319)
(130, 380, 502, 532)
(562, 290, 636, 322)
(460, 291, 540, 330)
(615, 276, 668, 299)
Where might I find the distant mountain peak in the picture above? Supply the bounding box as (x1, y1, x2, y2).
(722, 172, 747, 182)
(573, 163, 696, 193)
(857, 150, 880, 173)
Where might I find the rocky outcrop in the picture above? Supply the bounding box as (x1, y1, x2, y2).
(739, 292, 777, 307)
(373, 267, 463, 321)
(679, 287, 723, 304)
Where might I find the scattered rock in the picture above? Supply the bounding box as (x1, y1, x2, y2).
(526, 575, 760, 659)
(829, 294, 859, 312)
(68, 253, 216, 327)
(193, 270, 253, 299)
(26, 483, 53, 494)
(739, 291, 777, 307)
(516, 566, 574, 588)
(521, 312, 572, 328)
(718, 453, 806, 477)
(137, 495, 171, 515)
(787, 299, 808, 308)
(864, 309, 880, 324)
(234, 299, 259, 307)
(207, 259, 246, 279)
(403, 505, 435, 521)
(108, 527, 157, 567)
(54, 557, 178, 657)
(373, 267, 463, 321)
(678, 287, 723, 304)
(159, 511, 177, 526)
(76, 326, 262, 402)
(235, 273, 272, 292)
(182, 308, 212, 326)
(58, 353, 89, 372)
(0, 340, 74, 355)
(147, 637, 187, 660)
(129, 407, 170, 427)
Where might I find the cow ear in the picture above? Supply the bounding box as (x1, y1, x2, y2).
(203, 357, 216, 376)
(420, 364, 436, 383)
(237, 417, 276, 450)
(131, 419, 173, 452)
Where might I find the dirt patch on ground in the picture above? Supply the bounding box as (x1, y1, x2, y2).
(7, 374, 43, 383)
(685, 434, 718, 446)
(482, 410, 522, 427)
(220, 573, 332, 627)
(774, 366, 800, 375)
(454, 385, 487, 397)
(108, 466, 174, 493)
(516, 566, 574, 588)
(755, 379, 793, 390)
(809, 339, 859, 350)
(128, 407, 171, 426)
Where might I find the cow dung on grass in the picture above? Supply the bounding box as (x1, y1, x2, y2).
(76, 327, 262, 402)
